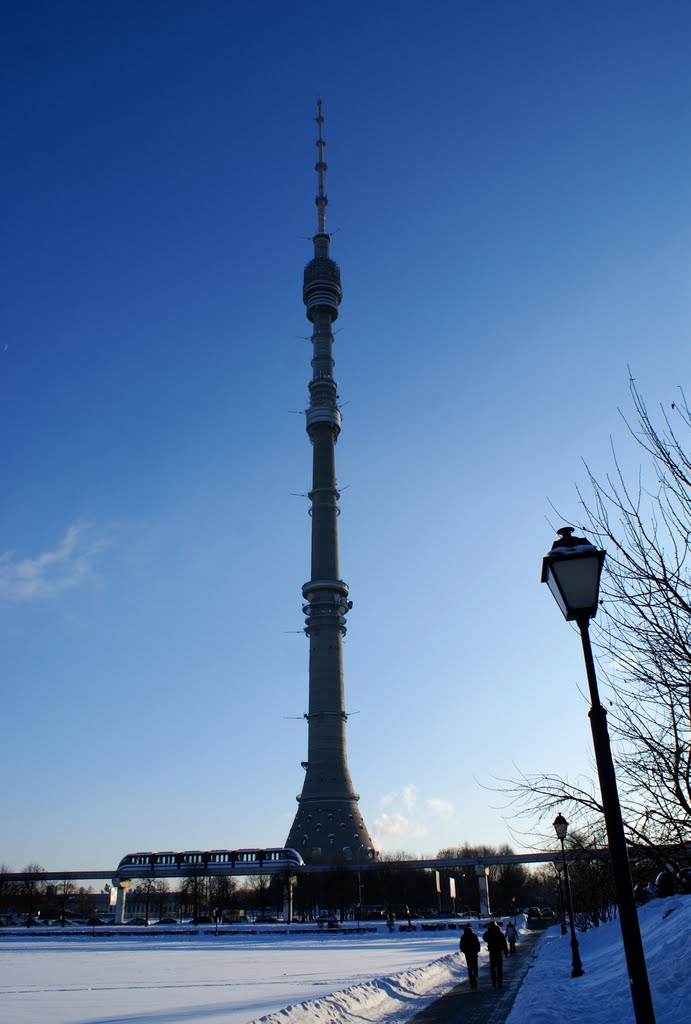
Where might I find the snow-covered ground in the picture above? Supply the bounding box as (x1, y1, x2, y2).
(507, 896, 690, 1024)
(0, 923, 461, 1024)
(0, 899, 689, 1024)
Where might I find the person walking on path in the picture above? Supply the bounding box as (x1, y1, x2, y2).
(483, 920, 509, 989)
(459, 923, 481, 989)
(505, 919, 518, 955)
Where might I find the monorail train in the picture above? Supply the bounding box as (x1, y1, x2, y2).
(117, 847, 305, 876)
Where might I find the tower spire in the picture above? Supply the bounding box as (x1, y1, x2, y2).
(315, 98, 328, 234)
(286, 103, 375, 866)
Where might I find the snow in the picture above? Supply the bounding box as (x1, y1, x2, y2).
(0, 925, 460, 1024)
(1, 900, 689, 1024)
(506, 897, 691, 1024)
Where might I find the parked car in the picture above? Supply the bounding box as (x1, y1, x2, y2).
(677, 869, 691, 893)
(156, 918, 179, 925)
(85, 918, 105, 926)
(634, 881, 652, 904)
(541, 907, 557, 922)
(524, 907, 544, 929)
(655, 870, 682, 897)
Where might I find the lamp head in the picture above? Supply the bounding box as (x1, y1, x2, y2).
(553, 812, 569, 840)
(541, 527, 605, 622)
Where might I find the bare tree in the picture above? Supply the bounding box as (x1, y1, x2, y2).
(76, 887, 97, 919)
(56, 878, 77, 927)
(21, 863, 45, 926)
(179, 874, 209, 922)
(154, 879, 170, 921)
(577, 380, 691, 854)
(134, 876, 159, 925)
(208, 874, 236, 922)
(0, 864, 16, 920)
(503, 379, 691, 863)
(244, 875, 272, 917)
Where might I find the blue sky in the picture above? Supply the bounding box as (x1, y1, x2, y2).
(2, 1, 690, 871)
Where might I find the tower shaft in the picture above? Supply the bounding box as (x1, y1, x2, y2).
(286, 104, 374, 865)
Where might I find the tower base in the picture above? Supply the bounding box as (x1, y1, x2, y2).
(287, 796, 375, 864)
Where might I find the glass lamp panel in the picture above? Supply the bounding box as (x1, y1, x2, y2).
(544, 564, 570, 619)
(553, 815, 568, 840)
(549, 555, 601, 618)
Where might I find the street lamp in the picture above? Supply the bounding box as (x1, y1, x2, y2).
(542, 527, 656, 1022)
(286, 875, 297, 925)
(553, 813, 584, 977)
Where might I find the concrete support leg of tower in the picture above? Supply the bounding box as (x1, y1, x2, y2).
(113, 880, 133, 924)
(475, 864, 491, 917)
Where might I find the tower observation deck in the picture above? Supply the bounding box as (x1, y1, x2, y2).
(286, 103, 375, 865)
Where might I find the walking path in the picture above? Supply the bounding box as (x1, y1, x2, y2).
(408, 929, 545, 1024)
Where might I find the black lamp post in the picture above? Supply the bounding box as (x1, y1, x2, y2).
(553, 861, 567, 936)
(542, 527, 656, 1022)
(287, 874, 297, 925)
(553, 813, 584, 976)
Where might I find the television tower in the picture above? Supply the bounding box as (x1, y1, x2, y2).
(286, 102, 375, 865)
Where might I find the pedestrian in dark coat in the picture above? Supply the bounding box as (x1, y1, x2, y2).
(459, 923, 481, 989)
(482, 921, 509, 989)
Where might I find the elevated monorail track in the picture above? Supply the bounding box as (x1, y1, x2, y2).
(3, 848, 594, 885)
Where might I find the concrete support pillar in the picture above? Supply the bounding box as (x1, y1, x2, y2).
(113, 880, 132, 924)
(475, 864, 491, 917)
(282, 876, 297, 923)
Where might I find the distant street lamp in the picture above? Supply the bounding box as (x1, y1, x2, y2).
(553, 814, 584, 976)
(542, 527, 656, 1023)
(287, 875, 297, 925)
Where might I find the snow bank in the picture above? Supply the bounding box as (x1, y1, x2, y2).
(506, 897, 691, 1024)
(250, 953, 464, 1024)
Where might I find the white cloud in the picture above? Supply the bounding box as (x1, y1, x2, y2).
(0, 523, 111, 602)
(372, 812, 427, 841)
(372, 784, 432, 847)
(373, 812, 411, 836)
(378, 786, 417, 812)
(372, 785, 459, 853)
(427, 797, 455, 820)
(401, 784, 418, 812)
